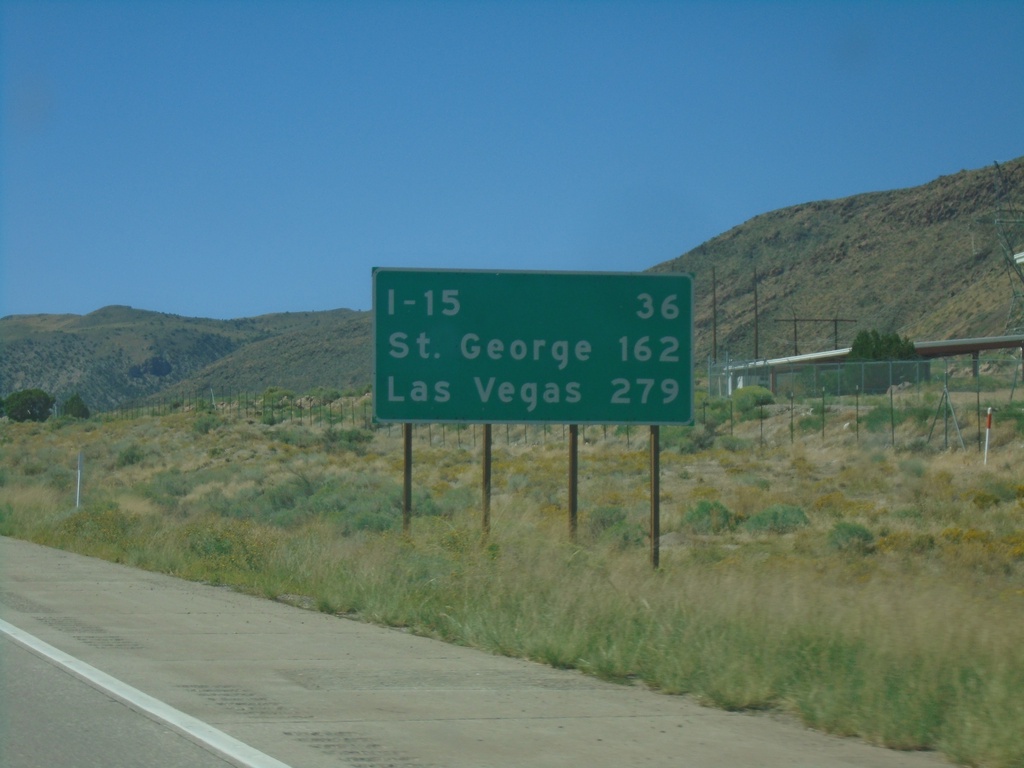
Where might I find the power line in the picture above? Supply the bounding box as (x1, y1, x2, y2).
(772, 316, 857, 355)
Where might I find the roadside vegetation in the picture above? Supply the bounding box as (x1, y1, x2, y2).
(1, 386, 1023, 767)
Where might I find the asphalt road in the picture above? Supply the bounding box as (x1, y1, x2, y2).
(0, 635, 236, 768)
(0, 536, 951, 768)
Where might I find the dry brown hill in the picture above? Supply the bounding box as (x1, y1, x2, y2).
(651, 157, 1024, 361)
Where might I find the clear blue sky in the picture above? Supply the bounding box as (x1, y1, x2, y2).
(2, 0, 1022, 320)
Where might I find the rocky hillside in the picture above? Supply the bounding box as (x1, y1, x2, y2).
(0, 306, 370, 411)
(2, 157, 1022, 411)
(651, 157, 1024, 361)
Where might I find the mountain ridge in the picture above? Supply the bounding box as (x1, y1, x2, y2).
(3, 157, 1022, 411)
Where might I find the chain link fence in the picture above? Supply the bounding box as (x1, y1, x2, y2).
(707, 356, 1022, 400)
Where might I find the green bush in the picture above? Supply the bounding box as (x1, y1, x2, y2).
(63, 393, 90, 419)
(193, 413, 221, 435)
(5, 389, 55, 422)
(663, 425, 715, 454)
(321, 427, 374, 454)
(828, 521, 875, 554)
(145, 468, 195, 509)
(181, 517, 270, 572)
(849, 329, 917, 360)
(716, 435, 751, 451)
(587, 506, 625, 535)
(732, 386, 774, 416)
(307, 386, 343, 403)
(115, 443, 145, 468)
(585, 506, 645, 548)
(684, 499, 739, 534)
(743, 504, 809, 534)
(269, 426, 318, 447)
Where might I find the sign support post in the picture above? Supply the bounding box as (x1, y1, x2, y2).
(650, 425, 660, 569)
(403, 423, 412, 534)
(482, 424, 492, 535)
(568, 424, 579, 542)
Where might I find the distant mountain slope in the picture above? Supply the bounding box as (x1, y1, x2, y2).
(3, 157, 1022, 411)
(165, 312, 372, 400)
(651, 157, 1024, 361)
(0, 306, 369, 411)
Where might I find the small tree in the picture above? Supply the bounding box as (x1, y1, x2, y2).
(63, 393, 91, 419)
(849, 330, 917, 361)
(5, 389, 56, 422)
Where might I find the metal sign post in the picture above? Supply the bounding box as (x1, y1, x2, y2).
(650, 426, 660, 568)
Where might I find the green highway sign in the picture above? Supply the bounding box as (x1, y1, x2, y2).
(373, 269, 693, 425)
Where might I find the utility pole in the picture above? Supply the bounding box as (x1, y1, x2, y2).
(753, 268, 759, 359)
(711, 266, 718, 363)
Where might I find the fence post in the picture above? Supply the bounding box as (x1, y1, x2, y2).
(821, 388, 826, 442)
(890, 387, 896, 447)
(789, 392, 794, 444)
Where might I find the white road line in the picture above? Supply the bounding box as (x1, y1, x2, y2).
(0, 618, 293, 768)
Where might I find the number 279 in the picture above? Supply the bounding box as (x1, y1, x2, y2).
(611, 378, 679, 404)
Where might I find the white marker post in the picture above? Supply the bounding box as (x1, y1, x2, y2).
(983, 407, 993, 465)
(76, 451, 83, 508)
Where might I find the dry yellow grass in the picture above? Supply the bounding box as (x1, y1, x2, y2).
(1, 400, 1022, 765)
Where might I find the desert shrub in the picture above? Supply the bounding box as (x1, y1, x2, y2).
(587, 506, 625, 536)
(939, 527, 991, 544)
(898, 458, 927, 478)
(201, 470, 444, 534)
(732, 386, 774, 416)
(321, 427, 374, 454)
(306, 386, 343, 403)
(975, 478, 1019, 504)
(743, 504, 809, 535)
(115, 443, 145, 467)
(877, 531, 936, 554)
(663, 426, 715, 454)
(435, 485, 475, 516)
(684, 499, 739, 534)
(263, 386, 295, 402)
(812, 491, 874, 519)
(145, 468, 195, 510)
(585, 506, 645, 548)
(56, 501, 141, 545)
(193, 413, 221, 434)
(44, 465, 75, 492)
(716, 435, 751, 451)
(828, 521, 875, 554)
(270, 426, 318, 448)
(181, 516, 272, 572)
(797, 415, 820, 433)
(969, 490, 1001, 510)
(997, 404, 1024, 436)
